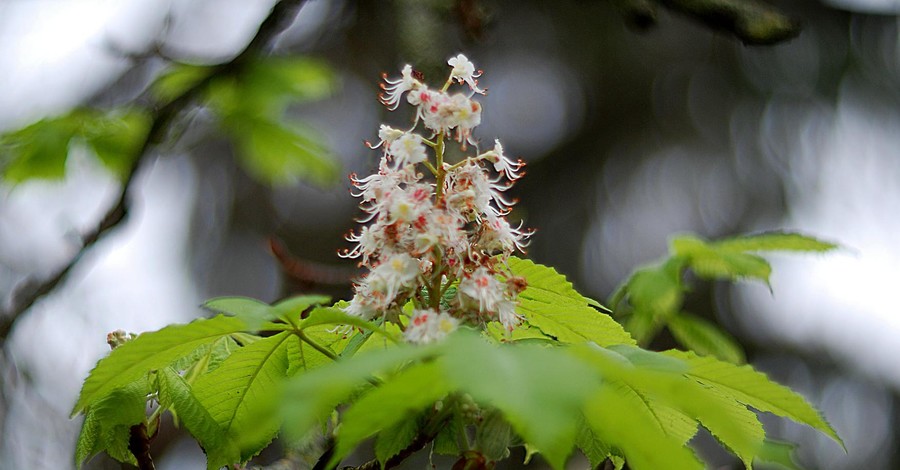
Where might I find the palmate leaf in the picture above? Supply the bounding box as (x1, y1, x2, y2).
(282, 345, 436, 441)
(374, 414, 422, 466)
(665, 350, 843, 447)
(1, 108, 150, 182)
(75, 378, 148, 468)
(332, 362, 452, 467)
(156, 368, 237, 463)
(507, 257, 634, 346)
(625, 258, 684, 317)
(576, 345, 767, 468)
(584, 383, 704, 470)
(667, 312, 746, 364)
(442, 336, 599, 469)
(713, 231, 838, 253)
(672, 235, 771, 282)
(203, 294, 331, 330)
(73, 315, 249, 416)
(228, 116, 339, 186)
(191, 331, 293, 469)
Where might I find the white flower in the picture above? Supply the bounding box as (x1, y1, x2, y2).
(496, 299, 522, 331)
(368, 253, 421, 302)
(482, 140, 524, 181)
(479, 213, 532, 254)
(448, 54, 485, 94)
(386, 184, 433, 224)
(387, 133, 427, 168)
(381, 64, 422, 110)
(449, 93, 482, 143)
(458, 266, 505, 313)
(367, 124, 405, 150)
(404, 309, 459, 344)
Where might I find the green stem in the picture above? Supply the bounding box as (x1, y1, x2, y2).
(296, 330, 339, 361)
(434, 133, 446, 201)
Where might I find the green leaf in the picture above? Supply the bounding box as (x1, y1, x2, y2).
(439, 334, 599, 469)
(713, 232, 838, 253)
(754, 439, 802, 470)
(75, 379, 148, 468)
(671, 235, 771, 282)
(583, 383, 704, 470)
(204, 295, 331, 330)
(157, 368, 237, 464)
(334, 362, 450, 466)
(626, 258, 684, 317)
(282, 344, 436, 441)
(667, 312, 746, 364)
(506, 258, 634, 346)
(484, 322, 554, 343)
(507, 257, 601, 306)
(192, 332, 293, 468)
(300, 306, 400, 343)
(432, 411, 465, 456)
(151, 63, 215, 103)
(476, 409, 513, 461)
(81, 109, 150, 179)
(203, 297, 274, 330)
(241, 57, 335, 107)
(73, 315, 249, 416)
(374, 414, 421, 466)
(665, 350, 843, 447)
(286, 329, 340, 375)
(575, 417, 613, 469)
(272, 294, 331, 322)
(2, 114, 79, 181)
(1, 108, 149, 183)
(171, 335, 239, 377)
(228, 116, 339, 186)
(674, 380, 765, 468)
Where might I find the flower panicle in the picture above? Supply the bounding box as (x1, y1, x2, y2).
(344, 54, 531, 344)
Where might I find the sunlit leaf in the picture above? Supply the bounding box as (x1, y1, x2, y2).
(713, 232, 838, 254)
(157, 368, 237, 465)
(282, 345, 436, 440)
(192, 332, 293, 468)
(584, 383, 704, 470)
(754, 439, 803, 470)
(438, 334, 599, 469)
(203, 297, 274, 331)
(665, 350, 843, 447)
(506, 258, 634, 346)
(75, 379, 148, 468)
(332, 362, 450, 466)
(671, 235, 771, 282)
(73, 315, 249, 416)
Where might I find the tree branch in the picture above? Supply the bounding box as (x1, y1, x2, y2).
(0, 0, 308, 343)
(610, 0, 800, 45)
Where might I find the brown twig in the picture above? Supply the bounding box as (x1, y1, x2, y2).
(268, 237, 359, 287)
(0, 0, 309, 344)
(608, 0, 800, 45)
(128, 423, 156, 470)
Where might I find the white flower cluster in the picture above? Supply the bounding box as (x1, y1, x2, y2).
(342, 54, 532, 344)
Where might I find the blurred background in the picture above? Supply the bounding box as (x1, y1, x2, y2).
(1, 0, 899, 468)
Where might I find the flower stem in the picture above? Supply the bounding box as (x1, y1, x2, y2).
(435, 132, 446, 201)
